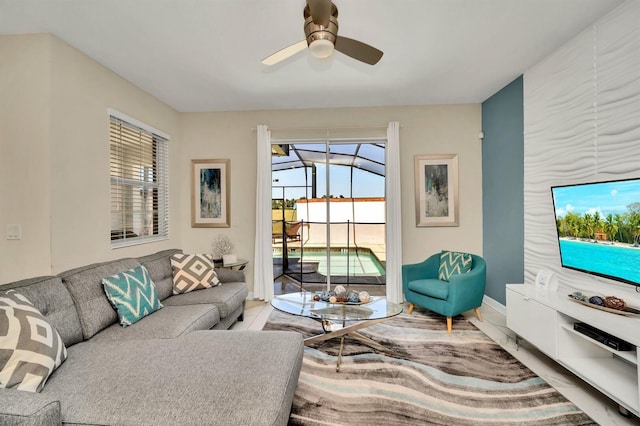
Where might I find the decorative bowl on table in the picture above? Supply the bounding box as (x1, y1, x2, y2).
(312, 289, 371, 305)
(568, 291, 640, 316)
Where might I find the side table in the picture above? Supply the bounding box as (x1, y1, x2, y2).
(215, 258, 249, 270)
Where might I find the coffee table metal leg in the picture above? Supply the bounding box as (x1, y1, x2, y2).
(305, 317, 389, 346)
(303, 317, 395, 371)
(336, 336, 345, 372)
(348, 331, 393, 354)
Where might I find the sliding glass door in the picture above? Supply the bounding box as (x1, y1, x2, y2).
(271, 140, 386, 295)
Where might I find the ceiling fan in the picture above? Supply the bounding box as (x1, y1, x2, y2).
(261, 0, 383, 66)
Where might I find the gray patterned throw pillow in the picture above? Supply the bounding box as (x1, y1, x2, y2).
(171, 253, 221, 294)
(0, 290, 67, 392)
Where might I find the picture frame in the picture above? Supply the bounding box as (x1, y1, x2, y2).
(191, 159, 230, 228)
(414, 154, 459, 227)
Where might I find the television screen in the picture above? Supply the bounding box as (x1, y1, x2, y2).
(551, 178, 640, 287)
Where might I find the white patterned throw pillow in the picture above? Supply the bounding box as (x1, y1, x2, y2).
(170, 253, 221, 294)
(0, 291, 67, 392)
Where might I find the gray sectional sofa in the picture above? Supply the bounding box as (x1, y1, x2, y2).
(0, 248, 304, 425)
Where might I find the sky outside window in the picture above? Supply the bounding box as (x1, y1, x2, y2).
(273, 165, 384, 200)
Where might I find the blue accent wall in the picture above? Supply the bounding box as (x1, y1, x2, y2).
(481, 76, 524, 305)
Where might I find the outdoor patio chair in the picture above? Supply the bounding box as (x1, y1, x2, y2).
(285, 221, 302, 241)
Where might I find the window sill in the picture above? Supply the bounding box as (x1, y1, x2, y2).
(111, 235, 169, 249)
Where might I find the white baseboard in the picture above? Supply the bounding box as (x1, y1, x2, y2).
(482, 294, 506, 316)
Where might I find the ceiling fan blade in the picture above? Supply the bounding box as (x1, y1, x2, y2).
(334, 36, 383, 65)
(261, 40, 308, 66)
(307, 0, 331, 27)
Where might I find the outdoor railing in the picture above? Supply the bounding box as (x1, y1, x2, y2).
(272, 219, 386, 287)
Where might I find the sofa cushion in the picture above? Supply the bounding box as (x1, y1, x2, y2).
(60, 258, 141, 340)
(163, 281, 248, 318)
(0, 387, 61, 425)
(102, 265, 163, 327)
(438, 250, 472, 281)
(40, 331, 304, 426)
(138, 248, 182, 301)
(0, 291, 67, 392)
(408, 279, 449, 300)
(170, 253, 220, 294)
(0, 276, 83, 347)
(89, 305, 219, 343)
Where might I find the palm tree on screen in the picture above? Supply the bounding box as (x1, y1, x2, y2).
(604, 213, 618, 242)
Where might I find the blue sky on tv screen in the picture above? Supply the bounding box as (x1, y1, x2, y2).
(553, 179, 640, 218)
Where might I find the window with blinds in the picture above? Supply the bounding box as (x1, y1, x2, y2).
(109, 114, 169, 247)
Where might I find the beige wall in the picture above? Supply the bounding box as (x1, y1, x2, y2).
(0, 35, 52, 281)
(0, 34, 182, 282)
(46, 36, 181, 273)
(1, 33, 483, 291)
(180, 106, 483, 292)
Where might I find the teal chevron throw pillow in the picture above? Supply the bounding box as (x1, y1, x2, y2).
(438, 251, 473, 281)
(102, 265, 163, 327)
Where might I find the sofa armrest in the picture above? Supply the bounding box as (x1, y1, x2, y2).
(0, 388, 61, 425)
(214, 268, 245, 283)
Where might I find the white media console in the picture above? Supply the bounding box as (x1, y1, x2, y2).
(506, 283, 640, 416)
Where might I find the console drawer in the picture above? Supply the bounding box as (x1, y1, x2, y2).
(506, 287, 557, 357)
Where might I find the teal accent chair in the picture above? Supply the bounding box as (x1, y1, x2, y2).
(402, 253, 487, 333)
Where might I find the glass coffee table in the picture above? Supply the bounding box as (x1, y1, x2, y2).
(271, 292, 404, 371)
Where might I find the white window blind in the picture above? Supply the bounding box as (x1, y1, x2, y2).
(109, 114, 169, 247)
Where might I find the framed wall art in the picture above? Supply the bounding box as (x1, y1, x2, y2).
(191, 159, 230, 228)
(414, 154, 459, 227)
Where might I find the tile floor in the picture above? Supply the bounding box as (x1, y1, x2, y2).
(233, 299, 640, 425)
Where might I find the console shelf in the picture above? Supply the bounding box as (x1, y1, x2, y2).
(506, 284, 640, 416)
(559, 324, 637, 365)
(559, 356, 638, 411)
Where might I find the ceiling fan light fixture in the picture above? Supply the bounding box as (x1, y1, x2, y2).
(309, 39, 334, 58)
(261, 0, 382, 66)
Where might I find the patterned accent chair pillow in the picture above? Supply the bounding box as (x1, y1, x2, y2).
(438, 250, 473, 281)
(102, 265, 163, 327)
(0, 291, 68, 392)
(170, 253, 221, 294)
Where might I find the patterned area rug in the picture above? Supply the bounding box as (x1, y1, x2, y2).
(263, 308, 596, 426)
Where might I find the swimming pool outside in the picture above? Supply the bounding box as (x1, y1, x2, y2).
(274, 248, 385, 277)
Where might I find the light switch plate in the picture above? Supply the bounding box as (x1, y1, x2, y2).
(7, 224, 21, 240)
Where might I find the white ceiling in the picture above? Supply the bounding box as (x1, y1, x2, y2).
(0, 0, 624, 112)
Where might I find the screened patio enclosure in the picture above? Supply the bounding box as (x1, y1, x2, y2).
(271, 141, 386, 293)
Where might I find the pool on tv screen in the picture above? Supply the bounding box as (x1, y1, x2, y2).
(559, 239, 640, 285)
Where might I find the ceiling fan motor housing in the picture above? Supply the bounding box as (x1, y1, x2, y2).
(261, 1, 381, 66)
(303, 3, 338, 46)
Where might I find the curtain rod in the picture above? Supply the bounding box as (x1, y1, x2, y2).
(250, 124, 400, 132)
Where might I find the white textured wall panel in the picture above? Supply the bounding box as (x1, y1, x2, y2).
(524, 0, 640, 300)
(595, 3, 640, 176)
(524, 29, 596, 287)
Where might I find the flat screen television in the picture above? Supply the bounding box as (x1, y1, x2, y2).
(551, 177, 640, 287)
